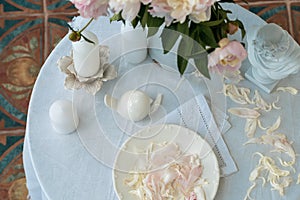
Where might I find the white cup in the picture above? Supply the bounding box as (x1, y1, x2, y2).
(49, 100, 79, 134)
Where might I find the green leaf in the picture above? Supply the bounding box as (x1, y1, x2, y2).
(81, 34, 95, 44)
(130, 4, 148, 28)
(194, 54, 210, 79)
(176, 21, 189, 35)
(140, 5, 149, 28)
(160, 25, 180, 54)
(147, 16, 164, 37)
(177, 56, 188, 75)
(177, 55, 188, 75)
(131, 18, 139, 28)
(198, 26, 218, 48)
(188, 48, 207, 60)
(189, 29, 206, 57)
(177, 36, 193, 75)
(220, 9, 229, 19)
(147, 27, 159, 38)
(67, 23, 76, 31)
(190, 27, 206, 48)
(160, 21, 189, 54)
(220, 24, 228, 39)
(110, 12, 124, 23)
(235, 19, 246, 39)
(147, 15, 164, 28)
(189, 31, 210, 79)
(219, 0, 235, 3)
(201, 18, 225, 27)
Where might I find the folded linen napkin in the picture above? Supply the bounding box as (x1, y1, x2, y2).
(159, 94, 237, 176)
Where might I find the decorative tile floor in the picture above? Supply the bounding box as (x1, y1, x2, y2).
(0, 0, 299, 199)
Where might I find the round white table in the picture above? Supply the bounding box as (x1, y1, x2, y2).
(23, 3, 300, 200)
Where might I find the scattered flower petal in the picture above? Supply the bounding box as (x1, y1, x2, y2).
(228, 107, 261, 119)
(253, 90, 272, 111)
(243, 137, 262, 145)
(266, 116, 281, 134)
(276, 87, 298, 95)
(244, 182, 256, 200)
(272, 96, 281, 110)
(125, 142, 206, 199)
(245, 119, 257, 138)
(245, 153, 292, 199)
(297, 174, 300, 184)
(257, 119, 268, 130)
(223, 84, 253, 105)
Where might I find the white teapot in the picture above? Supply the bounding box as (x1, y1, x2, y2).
(104, 90, 162, 122)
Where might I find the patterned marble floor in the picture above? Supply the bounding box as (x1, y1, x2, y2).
(0, 0, 299, 199)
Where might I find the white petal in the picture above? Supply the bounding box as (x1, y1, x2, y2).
(266, 116, 281, 134)
(245, 119, 257, 138)
(228, 107, 261, 119)
(276, 87, 298, 95)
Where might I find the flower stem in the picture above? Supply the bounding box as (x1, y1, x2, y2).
(79, 18, 94, 33)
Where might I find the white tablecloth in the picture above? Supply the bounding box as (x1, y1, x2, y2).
(23, 3, 300, 200)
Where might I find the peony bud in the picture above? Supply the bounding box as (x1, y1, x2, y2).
(69, 32, 81, 42)
(227, 22, 239, 35)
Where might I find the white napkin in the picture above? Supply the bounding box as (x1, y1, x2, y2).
(160, 94, 237, 176)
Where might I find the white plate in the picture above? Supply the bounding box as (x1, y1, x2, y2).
(113, 124, 220, 200)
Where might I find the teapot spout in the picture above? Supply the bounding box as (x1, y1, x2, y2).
(104, 94, 118, 110)
(150, 93, 163, 114)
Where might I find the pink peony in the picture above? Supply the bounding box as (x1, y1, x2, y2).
(149, 0, 173, 25)
(167, 0, 194, 23)
(150, 0, 217, 25)
(71, 0, 109, 18)
(208, 38, 247, 73)
(109, 0, 151, 22)
(189, 0, 217, 23)
(150, 0, 194, 24)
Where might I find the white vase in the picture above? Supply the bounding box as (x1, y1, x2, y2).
(247, 23, 300, 84)
(121, 22, 148, 64)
